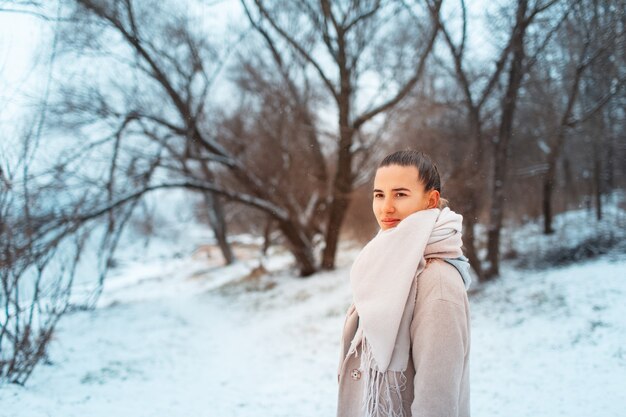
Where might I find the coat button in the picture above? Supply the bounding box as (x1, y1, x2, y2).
(351, 368, 361, 380)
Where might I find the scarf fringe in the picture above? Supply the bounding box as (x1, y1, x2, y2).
(351, 336, 408, 417)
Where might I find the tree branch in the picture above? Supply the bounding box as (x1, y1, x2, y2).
(246, 0, 339, 101)
(352, 0, 442, 129)
(75, 182, 289, 224)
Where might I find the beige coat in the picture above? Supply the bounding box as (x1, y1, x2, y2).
(337, 258, 471, 417)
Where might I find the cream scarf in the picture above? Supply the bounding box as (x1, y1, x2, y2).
(347, 207, 468, 417)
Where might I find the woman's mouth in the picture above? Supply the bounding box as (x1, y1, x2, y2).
(382, 219, 400, 226)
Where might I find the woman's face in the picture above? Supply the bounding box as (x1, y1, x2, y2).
(372, 164, 439, 230)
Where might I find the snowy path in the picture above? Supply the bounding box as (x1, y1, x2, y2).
(1, 254, 625, 417)
(0, 259, 350, 417)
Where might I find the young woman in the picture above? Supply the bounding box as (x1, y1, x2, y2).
(336, 149, 472, 417)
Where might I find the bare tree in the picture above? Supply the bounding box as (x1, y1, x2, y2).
(222, 41, 330, 244)
(1, 127, 83, 385)
(431, 0, 568, 279)
(53, 0, 329, 276)
(537, 0, 624, 233)
(431, 0, 521, 280)
(243, 0, 443, 270)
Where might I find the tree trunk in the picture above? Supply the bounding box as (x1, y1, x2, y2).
(542, 175, 555, 234)
(203, 192, 235, 264)
(463, 110, 486, 281)
(485, 0, 528, 280)
(485, 136, 510, 279)
(321, 60, 355, 270)
(277, 219, 317, 277)
(448, 157, 484, 281)
(593, 140, 603, 221)
(444, 107, 486, 281)
(462, 205, 483, 282)
(200, 163, 235, 264)
(321, 126, 355, 270)
(542, 146, 560, 235)
(261, 216, 273, 256)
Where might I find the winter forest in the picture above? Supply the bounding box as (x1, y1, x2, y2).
(0, 0, 625, 416)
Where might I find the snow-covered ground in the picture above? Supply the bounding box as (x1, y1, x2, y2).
(470, 256, 626, 417)
(1, 208, 625, 417)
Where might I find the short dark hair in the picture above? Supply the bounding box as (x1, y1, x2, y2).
(378, 149, 449, 208)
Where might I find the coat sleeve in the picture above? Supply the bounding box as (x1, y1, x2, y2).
(338, 330, 344, 384)
(410, 298, 469, 417)
(338, 303, 355, 384)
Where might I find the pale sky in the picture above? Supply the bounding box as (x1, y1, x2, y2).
(0, 0, 498, 161)
(0, 6, 51, 124)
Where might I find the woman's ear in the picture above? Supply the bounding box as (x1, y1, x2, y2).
(427, 190, 440, 209)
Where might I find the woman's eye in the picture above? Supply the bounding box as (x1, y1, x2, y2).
(396, 193, 406, 197)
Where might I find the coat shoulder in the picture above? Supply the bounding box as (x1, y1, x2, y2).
(415, 259, 468, 308)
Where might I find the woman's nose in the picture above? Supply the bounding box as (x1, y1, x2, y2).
(383, 198, 395, 213)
